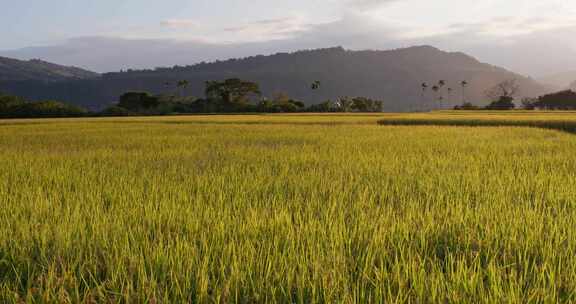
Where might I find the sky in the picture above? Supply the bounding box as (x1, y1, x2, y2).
(3, 0, 576, 77)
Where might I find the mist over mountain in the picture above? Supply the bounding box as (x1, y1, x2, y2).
(0, 46, 550, 111)
(538, 71, 576, 91)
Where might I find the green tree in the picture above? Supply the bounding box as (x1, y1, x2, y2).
(118, 92, 161, 111)
(351, 97, 383, 112)
(100, 105, 131, 116)
(307, 100, 334, 112)
(535, 90, 576, 110)
(485, 79, 519, 105)
(454, 102, 479, 110)
(311, 80, 321, 90)
(15, 100, 87, 117)
(521, 97, 538, 110)
(257, 99, 277, 112)
(256, 92, 306, 113)
(205, 78, 261, 104)
(338, 97, 355, 112)
(0, 94, 25, 114)
(486, 96, 515, 110)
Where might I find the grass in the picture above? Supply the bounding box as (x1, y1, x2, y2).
(377, 110, 576, 133)
(2, 112, 576, 302)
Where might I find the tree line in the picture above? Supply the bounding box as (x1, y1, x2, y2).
(445, 79, 576, 111)
(0, 78, 384, 118)
(0, 94, 87, 118)
(108, 78, 383, 115)
(4, 77, 576, 118)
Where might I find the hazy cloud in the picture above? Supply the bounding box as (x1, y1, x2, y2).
(443, 16, 576, 38)
(4, 1, 576, 77)
(346, 0, 400, 10)
(160, 19, 197, 28)
(222, 17, 322, 41)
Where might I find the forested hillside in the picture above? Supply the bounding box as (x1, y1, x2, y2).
(0, 46, 548, 110)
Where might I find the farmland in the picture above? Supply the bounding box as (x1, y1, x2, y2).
(2, 112, 576, 302)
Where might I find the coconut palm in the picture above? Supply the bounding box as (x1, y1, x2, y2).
(421, 82, 429, 110)
(460, 80, 469, 104)
(311, 81, 321, 90)
(432, 85, 440, 109)
(437, 80, 446, 109)
(177, 80, 190, 98)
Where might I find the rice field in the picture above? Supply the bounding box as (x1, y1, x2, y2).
(2, 112, 576, 303)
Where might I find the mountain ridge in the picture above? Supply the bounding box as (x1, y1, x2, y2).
(0, 46, 550, 111)
(0, 56, 99, 82)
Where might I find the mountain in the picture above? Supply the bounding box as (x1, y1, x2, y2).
(0, 46, 550, 111)
(0, 56, 99, 82)
(570, 81, 576, 91)
(538, 71, 576, 90)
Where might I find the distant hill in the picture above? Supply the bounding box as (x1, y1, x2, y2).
(0, 46, 550, 111)
(0, 56, 99, 82)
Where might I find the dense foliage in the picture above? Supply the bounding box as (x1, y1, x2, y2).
(0, 93, 87, 118)
(0, 77, 386, 118)
(453, 89, 576, 111)
(105, 79, 385, 115)
(485, 96, 516, 110)
(534, 90, 576, 110)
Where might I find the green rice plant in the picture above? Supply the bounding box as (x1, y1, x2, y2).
(377, 111, 576, 133)
(1, 113, 576, 302)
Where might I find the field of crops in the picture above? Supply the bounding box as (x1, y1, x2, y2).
(2, 112, 576, 302)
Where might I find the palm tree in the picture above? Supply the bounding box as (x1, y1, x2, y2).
(432, 85, 440, 109)
(163, 81, 178, 102)
(437, 80, 446, 109)
(447, 87, 453, 107)
(460, 81, 469, 104)
(311, 80, 321, 90)
(177, 80, 189, 98)
(421, 82, 429, 110)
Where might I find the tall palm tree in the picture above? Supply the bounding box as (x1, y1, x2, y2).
(437, 80, 446, 109)
(432, 85, 440, 109)
(311, 80, 321, 90)
(460, 81, 469, 104)
(164, 81, 178, 101)
(421, 82, 429, 110)
(447, 87, 453, 107)
(177, 80, 189, 98)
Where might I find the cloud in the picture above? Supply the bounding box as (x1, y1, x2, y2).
(4, 3, 576, 77)
(222, 17, 322, 42)
(0, 36, 315, 72)
(346, 0, 399, 11)
(160, 19, 197, 28)
(252, 17, 297, 25)
(443, 16, 576, 38)
(396, 17, 576, 76)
